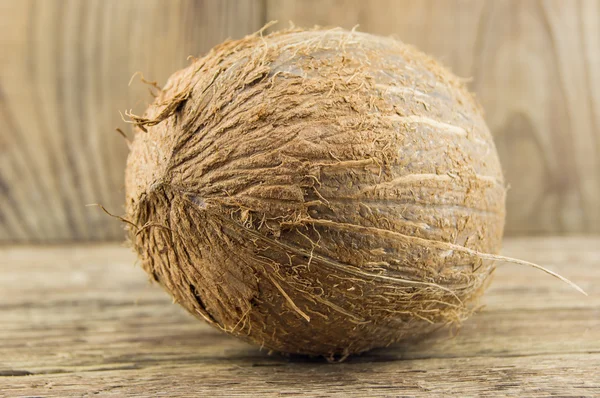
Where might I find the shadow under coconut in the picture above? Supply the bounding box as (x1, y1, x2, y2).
(236, 327, 453, 365)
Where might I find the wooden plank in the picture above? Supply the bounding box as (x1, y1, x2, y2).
(0, 237, 598, 396)
(2, 0, 599, 242)
(266, 0, 600, 235)
(0, 0, 266, 243)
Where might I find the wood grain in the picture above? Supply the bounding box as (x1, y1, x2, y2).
(1, 0, 599, 242)
(1, 237, 599, 396)
(267, 0, 600, 235)
(0, 0, 265, 243)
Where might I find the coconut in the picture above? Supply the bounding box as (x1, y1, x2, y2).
(124, 27, 514, 359)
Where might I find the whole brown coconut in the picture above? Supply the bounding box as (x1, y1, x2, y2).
(125, 27, 507, 359)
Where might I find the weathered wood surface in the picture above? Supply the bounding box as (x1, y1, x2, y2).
(1, 237, 598, 397)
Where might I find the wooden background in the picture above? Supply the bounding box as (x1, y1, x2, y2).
(1, 0, 599, 242)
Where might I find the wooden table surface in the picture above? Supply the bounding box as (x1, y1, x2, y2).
(1, 237, 599, 397)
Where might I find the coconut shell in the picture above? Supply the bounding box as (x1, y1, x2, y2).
(125, 28, 506, 359)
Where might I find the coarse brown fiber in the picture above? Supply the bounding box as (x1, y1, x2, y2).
(125, 27, 506, 359)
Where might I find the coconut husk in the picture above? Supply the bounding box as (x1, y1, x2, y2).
(125, 27, 508, 359)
